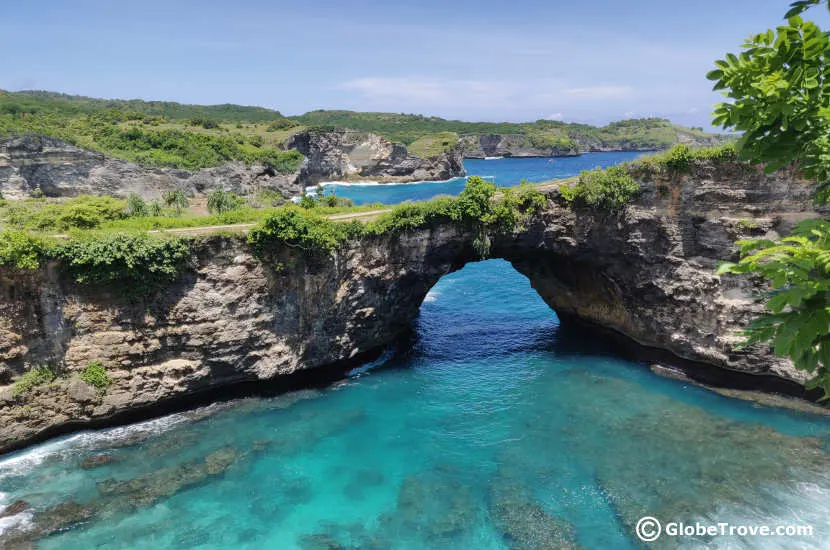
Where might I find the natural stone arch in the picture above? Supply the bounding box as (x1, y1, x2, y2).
(0, 160, 822, 452)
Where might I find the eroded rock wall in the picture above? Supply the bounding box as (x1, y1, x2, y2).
(288, 130, 466, 185)
(460, 134, 580, 158)
(0, 135, 303, 201)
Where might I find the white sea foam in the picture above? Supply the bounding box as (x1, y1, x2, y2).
(308, 176, 466, 191)
(423, 289, 440, 303)
(0, 402, 229, 482)
(0, 491, 34, 536)
(347, 349, 395, 378)
(680, 474, 830, 549)
(484, 156, 503, 160)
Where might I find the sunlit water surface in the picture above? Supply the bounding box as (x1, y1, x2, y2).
(0, 261, 827, 549)
(319, 152, 646, 204)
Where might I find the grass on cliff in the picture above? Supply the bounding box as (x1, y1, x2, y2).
(12, 365, 57, 396)
(81, 361, 113, 392)
(248, 177, 547, 259)
(407, 132, 459, 158)
(634, 142, 738, 173)
(557, 143, 740, 212)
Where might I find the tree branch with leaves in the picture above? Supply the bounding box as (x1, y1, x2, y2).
(712, 0, 830, 398)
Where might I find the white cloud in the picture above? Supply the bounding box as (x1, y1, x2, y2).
(563, 85, 634, 100)
(338, 77, 514, 108)
(337, 76, 638, 116)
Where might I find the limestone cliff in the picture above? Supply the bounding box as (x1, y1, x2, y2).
(288, 130, 466, 185)
(0, 132, 467, 199)
(460, 134, 580, 158)
(0, 160, 824, 453)
(0, 135, 303, 201)
(460, 130, 729, 158)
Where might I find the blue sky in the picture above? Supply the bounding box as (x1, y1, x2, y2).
(1, 1, 826, 127)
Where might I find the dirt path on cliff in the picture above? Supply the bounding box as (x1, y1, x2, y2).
(49, 182, 570, 239)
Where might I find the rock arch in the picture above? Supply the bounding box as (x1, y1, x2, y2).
(0, 161, 822, 452)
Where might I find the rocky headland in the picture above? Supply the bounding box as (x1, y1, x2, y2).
(0, 131, 467, 200)
(460, 129, 728, 158)
(0, 135, 304, 201)
(0, 159, 825, 455)
(288, 129, 466, 185)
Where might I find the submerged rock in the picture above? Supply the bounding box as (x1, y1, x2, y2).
(0, 499, 29, 519)
(298, 533, 347, 550)
(488, 474, 583, 550)
(32, 501, 95, 537)
(79, 453, 118, 470)
(96, 446, 242, 511)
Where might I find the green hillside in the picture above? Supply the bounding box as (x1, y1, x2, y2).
(2, 90, 287, 121)
(291, 110, 726, 150)
(0, 90, 728, 170)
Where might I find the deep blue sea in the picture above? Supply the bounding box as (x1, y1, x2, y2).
(0, 156, 828, 549)
(320, 152, 646, 205)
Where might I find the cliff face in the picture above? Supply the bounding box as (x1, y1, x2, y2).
(460, 134, 580, 158)
(0, 135, 304, 201)
(460, 130, 730, 158)
(0, 161, 823, 453)
(288, 130, 466, 185)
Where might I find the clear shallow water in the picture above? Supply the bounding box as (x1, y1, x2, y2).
(322, 152, 646, 205)
(1, 260, 828, 549)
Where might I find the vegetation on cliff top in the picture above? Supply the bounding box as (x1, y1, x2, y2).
(248, 177, 546, 259)
(713, 0, 830, 398)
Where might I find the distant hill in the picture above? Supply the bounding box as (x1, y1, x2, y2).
(290, 110, 728, 152)
(0, 90, 729, 169)
(2, 90, 287, 122)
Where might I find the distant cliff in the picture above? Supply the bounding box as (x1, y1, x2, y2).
(288, 130, 466, 185)
(0, 135, 303, 201)
(460, 134, 580, 158)
(460, 129, 729, 158)
(0, 132, 466, 199)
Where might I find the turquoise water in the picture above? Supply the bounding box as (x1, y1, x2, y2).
(1, 260, 828, 549)
(321, 152, 646, 205)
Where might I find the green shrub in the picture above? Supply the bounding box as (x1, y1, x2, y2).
(0, 230, 45, 270)
(248, 207, 356, 257)
(5, 195, 127, 231)
(188, 117, 220, 129)
(81, 361, 113, 392)
(245, 177, 545, 262)
(662, 144, 694, 171)
(12, 365, 56, 396)
(636, 143, 739, 173)
(256, 149, 303, 174)
(163, 190, 190, 215)
(52, 233, 192, 294)
(207, 190, 244, 215)
(489, 182, 547, 231)
(560, 165, 640, 212)
(126, 194, 148, 217)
